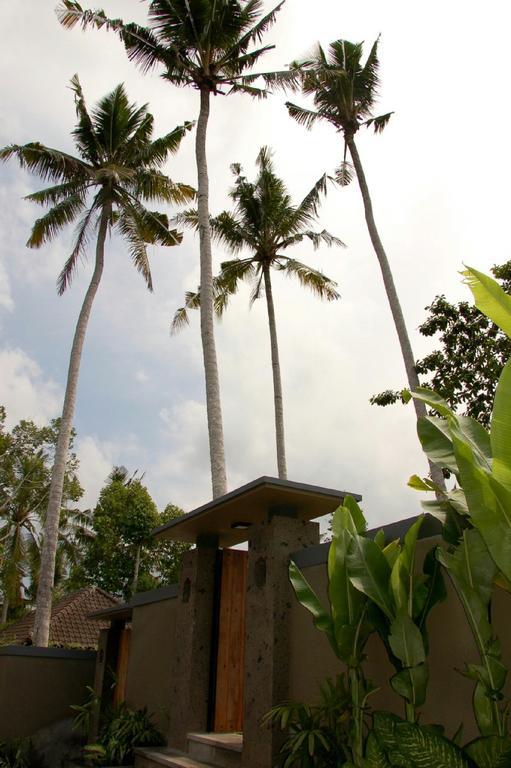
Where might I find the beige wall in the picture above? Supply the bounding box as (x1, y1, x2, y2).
(124, 598, 179, 735)
(289, 536, 511, 740)
(0, 648, 95, 739)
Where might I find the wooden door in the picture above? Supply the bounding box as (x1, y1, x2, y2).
(214, 549, 248, 732)
(113, 626, 131, 705)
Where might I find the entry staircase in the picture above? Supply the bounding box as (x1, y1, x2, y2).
(135, 733, 242, 768)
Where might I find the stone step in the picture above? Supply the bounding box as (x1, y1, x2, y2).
(187, 733, 242, 768)
(135, 748, 210, 768)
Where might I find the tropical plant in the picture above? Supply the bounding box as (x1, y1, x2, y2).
(84, 703, 164, 766)
(0, 78, 193, 646)
(263, 676, 352, 768)
(172, 146, 341, 478)
(69, 469, 188, 599)
(0, 410, 83, 623)
(0, 738, 42, 768)
(285, 37, 444, 489)
(371, 261, 511, 428)
(364, 711, 511, 768)
(408, 267, 511, 755)
(58, 0, 287, 499)
(288, 497, 377, 767)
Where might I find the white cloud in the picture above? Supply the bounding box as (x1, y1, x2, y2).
(0, 348, 61, 427)
(135, 369, 149, 383)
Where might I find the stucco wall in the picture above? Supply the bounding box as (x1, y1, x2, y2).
(124, 597, 179, 734)
(289, 535, 511, 740)
(0, 647, 96, 739)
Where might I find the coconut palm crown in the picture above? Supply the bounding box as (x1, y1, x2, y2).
(1, 76, 194, 645)
(1, 75, 194, 293)
(58, 0, 287, 97)
(173, 147, 342, 478)
(286, 38, 393, 182)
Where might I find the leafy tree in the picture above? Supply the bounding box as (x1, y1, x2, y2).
(371, 262, 511, 428)
(286, 38, 443, 487)
(71, 469, 188, 599)
(59, 0, 287, 500)
(0, 408, 83, 624)
(173, 147, 341, 478)
(1, 78, 193, 646)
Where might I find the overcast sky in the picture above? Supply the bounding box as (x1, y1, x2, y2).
(1, 1, 510, 528)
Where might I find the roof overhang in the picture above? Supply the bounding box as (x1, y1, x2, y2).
(153, 476, 361, 547)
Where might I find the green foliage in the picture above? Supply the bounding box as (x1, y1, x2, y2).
(263, 677, 352, 768)
(84, 703, 164, 766)
(71, 685, 100, 739)
(1, 77, 193, 295)
(0, 738, 42, 768)
(70, 469, 189, 599)
(0, 408, 84, 619)
(371, 262, 511, 428)
(58, 0, 285, 99)
(172, 146, 341, 331)
(367, 712, 477, 768)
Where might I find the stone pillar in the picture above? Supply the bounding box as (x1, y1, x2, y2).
(242, 516, 320, 768)
(168, 540, 218, 749)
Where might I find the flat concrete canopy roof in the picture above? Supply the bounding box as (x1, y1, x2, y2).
(153, 476, 361, 547)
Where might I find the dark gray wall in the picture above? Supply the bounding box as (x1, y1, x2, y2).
(0, 647, 96, 739)
(288, 535, 511, 740)
(125, 597, 179, 735)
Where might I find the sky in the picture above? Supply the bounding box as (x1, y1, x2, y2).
(1, 1, 510, 529)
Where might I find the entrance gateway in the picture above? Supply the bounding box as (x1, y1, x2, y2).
(154, 476, 359, 768)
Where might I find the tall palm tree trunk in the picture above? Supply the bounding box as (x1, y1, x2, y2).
(262, 264, 287, 479)
(347, 137, 445, 489)
(33, 207, 109, 647)
(131, 544, 141, 596)
(196, 87, 227, 499)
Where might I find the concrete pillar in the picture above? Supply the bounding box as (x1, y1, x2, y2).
(168, 541, 218, 749)
(242, 515, 320, 768)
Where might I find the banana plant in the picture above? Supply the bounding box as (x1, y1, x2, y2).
(410, 267, 511, 583)
(365, 711, 511, 768)
(347, 515, 446, 724)
(437, 530, 508, 740)
(289, 496, 376, 767)
(408, 267, 511, 761)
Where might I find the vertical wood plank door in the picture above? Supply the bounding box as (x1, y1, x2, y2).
(214, 549, 248, 732)
(113, 627, 131, 705)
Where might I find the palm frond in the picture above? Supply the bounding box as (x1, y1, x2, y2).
(172, 208, 200, 230)
(285, 102, 321, 130)
(249, 269, 264, 305)
(219, 1, 284, 68)
(280, 258, 340, 300)
(364, 111, 393, 134)
(210, 211, 246, 253)
(139, 121, 195, 166)
(27, 192, 86, 249)
(0, 143, 89, 184)
(116, 209, 154, 291)
(24, 179, 90, 207)
(334, 160, 354, 186)
(227, 81, 268, 99)
(57, 202, 99, 295)
(135, 171, 195, 205)
(70, 73, 103, 164)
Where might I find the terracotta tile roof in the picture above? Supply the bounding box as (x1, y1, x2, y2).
(0, 587, 119, 649)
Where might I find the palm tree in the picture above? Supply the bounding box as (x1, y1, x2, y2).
(1, 76, 194, 646)
(0, 452, 46, 624)
(286, 38, 444, 487)
(172, 147, 342, 479)
(58, 0, 287, 499)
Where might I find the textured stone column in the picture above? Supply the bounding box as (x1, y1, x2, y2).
(168, 541, 218, 749)
(242, 516, 320, 768)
